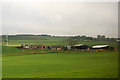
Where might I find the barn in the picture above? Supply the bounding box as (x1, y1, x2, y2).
(73, 44, 89, 50)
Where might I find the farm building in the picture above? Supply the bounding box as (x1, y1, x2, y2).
(63, 46, 72, 50)
(21, 44, 31, 49)
(92, 45, 109, 50)
(21, 44, 115, 51)
(50, 45, 62, 50)
(21, 44, 62, 50)
(31, 45, 38, 49)
(73, 44, 89, 50)
(41, 45, 51, 50)
(37, 45, 43, 49)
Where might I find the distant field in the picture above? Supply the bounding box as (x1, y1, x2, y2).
(2, 51, 118, 78)
(2, 36, 66, 46)
(3, 40, 118, 49)
(2, 36, 118, 48)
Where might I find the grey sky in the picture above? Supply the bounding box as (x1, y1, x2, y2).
(2, 1, 118, 38)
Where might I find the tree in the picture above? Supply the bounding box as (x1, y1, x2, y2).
(66, 37, 79, 46)
(97, 35, 106, 41)
(81, 35, 87, 40)
(97, 35, 101, 41)
(109, 38, 116, 42)
(101, 35, 106, 41)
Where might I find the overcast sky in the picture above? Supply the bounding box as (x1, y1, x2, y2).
(1, 1, 118, 38)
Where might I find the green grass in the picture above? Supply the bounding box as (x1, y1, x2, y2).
(2, 37, 67, 46)
(2, 46, 22, 55)
(2, 46, 58, 56)
(2, 37, 118, 78)
(2, 51, 118, 78)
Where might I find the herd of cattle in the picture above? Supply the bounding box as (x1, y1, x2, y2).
(21, 44, 116, 51)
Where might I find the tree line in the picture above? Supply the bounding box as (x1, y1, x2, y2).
(73, 35, 117, 42)
(65, 35, 117, 46)
(2, 34, 117, 42)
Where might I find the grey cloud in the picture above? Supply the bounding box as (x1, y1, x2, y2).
(2, 2, 118, 37)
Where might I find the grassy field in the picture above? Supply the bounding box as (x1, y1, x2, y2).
(2, 51, 118, 78)
(2, 36, 118, 78)
(2, 37, 66, 46)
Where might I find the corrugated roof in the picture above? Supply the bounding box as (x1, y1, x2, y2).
(74, 44, 84, 46)
(92, 45, 109, 48)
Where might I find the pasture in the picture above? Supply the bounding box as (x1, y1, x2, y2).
(2, 36, 118, 78)
(2, 49, 118, 78)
